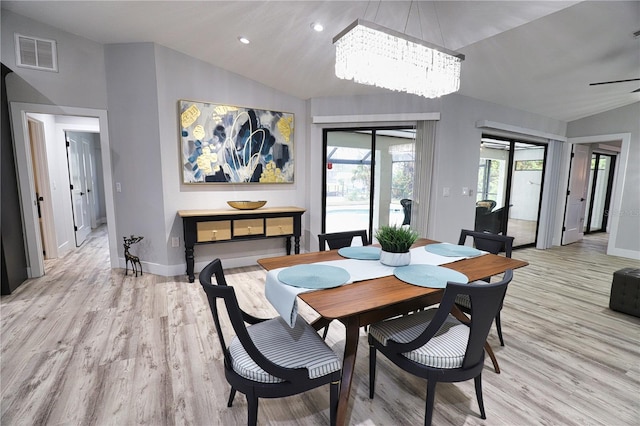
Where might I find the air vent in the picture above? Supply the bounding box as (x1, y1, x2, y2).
(14, 33, 58, 72)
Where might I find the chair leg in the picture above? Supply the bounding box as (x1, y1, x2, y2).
(322, 325, 330, 339)
(474, 374, 487, 419)
(368, 345, 376, 399)
(495, 312, 505, 346)
(484, 341, 500, 374)
(227, 387, 236, 407)
(247, 394, 259, 426)
(329, 380, 340, 426)
(424, 380, 437, 426)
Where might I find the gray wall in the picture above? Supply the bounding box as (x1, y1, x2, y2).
(567, 102, 640, 254)
(309, 93, 567, 245)
(3, 8, 638, 277)
(1, 10, 107, 109)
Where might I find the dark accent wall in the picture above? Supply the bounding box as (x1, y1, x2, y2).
(1, 63, 28, 294)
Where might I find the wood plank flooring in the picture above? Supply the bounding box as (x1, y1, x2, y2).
(2, 228, 639, 425)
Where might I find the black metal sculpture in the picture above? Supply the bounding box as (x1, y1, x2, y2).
(123, 235, 143, 277)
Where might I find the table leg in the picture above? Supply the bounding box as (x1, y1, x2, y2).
(294, 236, 300, 254)
(285, 236, 292, 255)
(185, 246, 195, 283)
(336, 317, 360, 426)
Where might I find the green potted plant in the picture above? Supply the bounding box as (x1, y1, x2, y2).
(375, 225, 419, 266)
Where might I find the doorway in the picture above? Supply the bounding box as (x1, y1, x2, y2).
(10, 102, 118, 278)
(584, 152, 616, 234)
(322, 127, 416, 239)
(476, 135, 547, 248)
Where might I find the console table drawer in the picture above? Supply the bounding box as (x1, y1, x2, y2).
(197, 221, 232, 242)
(266, 217, 294, 236)
(233, 219, 264, 236)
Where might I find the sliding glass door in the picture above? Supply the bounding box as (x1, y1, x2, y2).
(476, 136, 547, 247)
(322, 128, 415, 238)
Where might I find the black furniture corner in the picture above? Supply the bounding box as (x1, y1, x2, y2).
(179, 207, 305, 282)
(610, 268, 640, 317)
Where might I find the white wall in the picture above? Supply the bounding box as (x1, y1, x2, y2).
(567, 102, 640, 258)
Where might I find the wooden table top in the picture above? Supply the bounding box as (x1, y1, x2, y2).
(257, 238, 529, 319)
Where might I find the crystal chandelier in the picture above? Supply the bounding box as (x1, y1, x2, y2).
(333, 19, 465, 98)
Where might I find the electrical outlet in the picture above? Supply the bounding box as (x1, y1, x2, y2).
(116, 182, 122, 192)
(171, 237, 180, 247)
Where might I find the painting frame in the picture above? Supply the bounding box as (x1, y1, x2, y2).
(179, 99, 295, 184)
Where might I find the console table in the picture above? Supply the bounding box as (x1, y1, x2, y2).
(178, 207, 305, 282)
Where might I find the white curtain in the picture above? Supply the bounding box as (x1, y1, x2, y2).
(412, 120, 437, 237)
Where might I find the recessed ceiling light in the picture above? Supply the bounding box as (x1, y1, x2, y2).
(238, 36, 250, 44)
(311, 22, 324, 32)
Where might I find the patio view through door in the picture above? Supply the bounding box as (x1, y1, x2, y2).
(476, 136, 547, 248)
(322, 127, 416, 241)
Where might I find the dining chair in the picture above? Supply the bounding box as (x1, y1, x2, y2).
(400, 199, 412, 225)
(368, 270, 513, 426)
(457, 229, 514, 347)
(318, 229, 369, 251)
(199, 259, 342, 426)
(317, 230, 370, 338)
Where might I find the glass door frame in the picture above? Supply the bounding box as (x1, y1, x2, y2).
(321, 126, 415, 237)
(479, 134, 548, 248)
(584, 152, 616, 234)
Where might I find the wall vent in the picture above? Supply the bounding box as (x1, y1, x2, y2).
(14, 33, 58, 72)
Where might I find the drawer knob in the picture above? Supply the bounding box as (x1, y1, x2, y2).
(211, 230, 217, 240)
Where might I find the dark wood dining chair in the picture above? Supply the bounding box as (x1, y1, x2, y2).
(368, 270, 513, 426)
(400, 199, 412, 225)
(199, 259, 342, 426)
(457, 229, 514, 347)
(318, 229, 369, 251)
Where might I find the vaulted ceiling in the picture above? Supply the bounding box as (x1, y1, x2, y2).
(3, 1, 639, 122)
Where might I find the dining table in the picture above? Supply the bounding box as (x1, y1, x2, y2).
(257, 238, 528, 426)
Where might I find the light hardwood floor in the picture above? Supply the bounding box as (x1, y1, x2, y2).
(2, 228, 639, 425)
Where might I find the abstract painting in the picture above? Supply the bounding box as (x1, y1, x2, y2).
(179, 100, 294, 183)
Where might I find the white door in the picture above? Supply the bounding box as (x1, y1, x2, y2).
(66, 134, 92, 246)
(562, 144, 590, 245)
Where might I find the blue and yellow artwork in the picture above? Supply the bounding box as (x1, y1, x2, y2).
(179, 100, 294, 183)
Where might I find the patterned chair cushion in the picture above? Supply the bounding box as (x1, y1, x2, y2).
(229, 316, 342, 383)
(369, 309, 469, 369)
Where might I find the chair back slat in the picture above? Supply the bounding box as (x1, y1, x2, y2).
(458, 229, 514, 258)
(318, 230, 369, 251)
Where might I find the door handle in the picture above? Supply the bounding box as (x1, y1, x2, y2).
(80, 192, 85, 196)
(580, 198, 585, 202)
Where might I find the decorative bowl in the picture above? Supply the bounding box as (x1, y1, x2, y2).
(227, 200, 267, 210)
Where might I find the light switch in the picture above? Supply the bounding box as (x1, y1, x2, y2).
(116, 182, 122, 192)
(443, 187, 450, 197)
(462, 187, 469, 196)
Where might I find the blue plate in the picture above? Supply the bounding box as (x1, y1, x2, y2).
(425, 243, 483, 258)
(277, 264, 350, 289)
(338, 246, 381, 260)
(394, 264, 468, 288)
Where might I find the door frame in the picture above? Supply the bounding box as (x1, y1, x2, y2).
(558, 133, 631, 258)
(9, 102, 118, 277)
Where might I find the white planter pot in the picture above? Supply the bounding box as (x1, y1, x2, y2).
(380, 250, 411, 267)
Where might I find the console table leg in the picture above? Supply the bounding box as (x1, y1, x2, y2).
(186, 246, 195, 283)
(285, 236, 292, 255)
(294, 236, 300, 254)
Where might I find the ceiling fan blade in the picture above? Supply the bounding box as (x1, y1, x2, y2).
(589, 78, 640, 86)
(633, 88, 640, 93)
